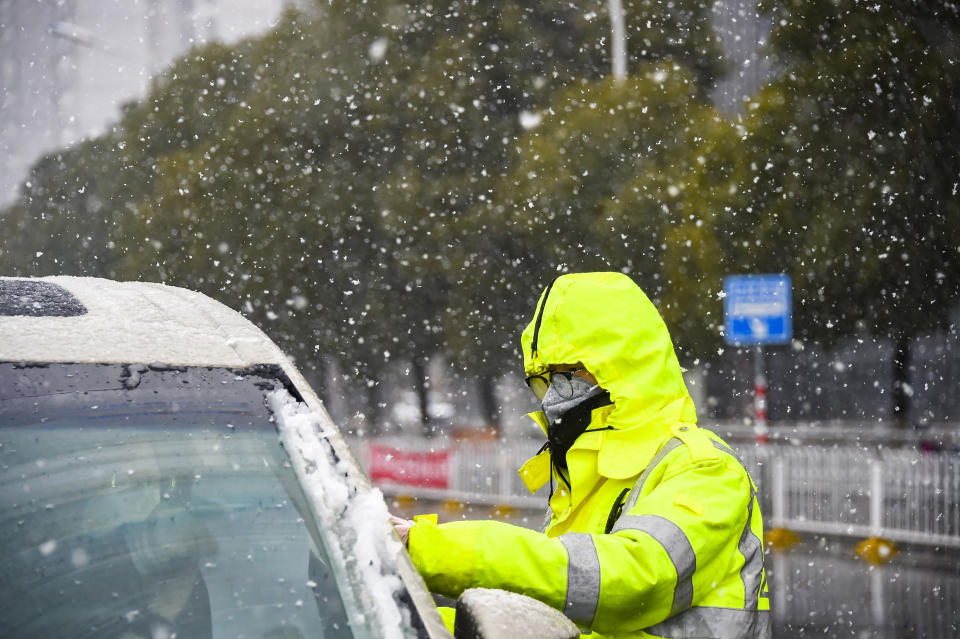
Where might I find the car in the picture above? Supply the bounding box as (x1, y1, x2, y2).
(0, 276, 584, 639)
(0, 275, 452, 639)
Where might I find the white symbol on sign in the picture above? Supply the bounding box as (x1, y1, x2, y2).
(732, 301, 787, 316)
(749, 317, 769, 339)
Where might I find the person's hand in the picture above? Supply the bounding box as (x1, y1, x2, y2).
(390, 515, 414, 546)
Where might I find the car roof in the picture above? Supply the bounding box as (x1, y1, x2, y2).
(0, 276, 288, 368)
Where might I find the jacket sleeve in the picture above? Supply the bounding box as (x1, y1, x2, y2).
(407, 448, 752, 635)
(407, 517, 571, 611)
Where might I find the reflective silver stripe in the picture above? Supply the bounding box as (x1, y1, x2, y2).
(738, 487, 764, 610)
(621, 438, 684, 515)
(711, 439, 738, 460)
(559, 533, 601, 625)
(646, 606, 771, 639)
(711, 441, 765, 610)
(611, 514, 696, 615)
(710, 440, 753, 484)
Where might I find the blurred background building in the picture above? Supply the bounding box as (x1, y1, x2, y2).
(0, 0, 287, 207)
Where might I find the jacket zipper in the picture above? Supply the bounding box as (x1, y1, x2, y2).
(530, 278, 556, 355)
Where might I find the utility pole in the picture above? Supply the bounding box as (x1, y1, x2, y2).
(607, 0, 627, 82)
(753, 345, 768, 444)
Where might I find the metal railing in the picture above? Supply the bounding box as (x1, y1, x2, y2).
(347, 434, 960, 548)
(349, 435, 550, 509)
(743, 446, 960, 547)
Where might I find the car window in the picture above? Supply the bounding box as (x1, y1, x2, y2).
(0, 362, 363, 639)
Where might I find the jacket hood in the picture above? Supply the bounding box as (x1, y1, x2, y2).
(521, 272, 696, 451)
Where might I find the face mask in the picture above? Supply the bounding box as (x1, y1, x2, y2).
(541, 376, 612, 471)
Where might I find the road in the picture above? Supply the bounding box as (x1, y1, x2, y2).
(770, 540, 959, 638)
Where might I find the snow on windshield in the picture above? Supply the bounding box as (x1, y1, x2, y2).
(268, 389, 412, 639)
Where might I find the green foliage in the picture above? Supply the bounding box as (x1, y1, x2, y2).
(10, 0, 956, 424)
(735, 0, 960, 345)
(0, 132, 144, 277)
(450, 65, 735, 369)
(0, 0, 960, 424)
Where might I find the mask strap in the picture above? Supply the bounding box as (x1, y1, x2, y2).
(583, 426, 613, 434)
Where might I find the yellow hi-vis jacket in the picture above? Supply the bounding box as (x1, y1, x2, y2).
(408, 272, 770, 638)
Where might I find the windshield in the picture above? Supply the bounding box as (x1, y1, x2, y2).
(0, 362, 357, 639)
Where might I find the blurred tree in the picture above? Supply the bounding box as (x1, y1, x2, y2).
(455, 64, 735, 396)
(734, 0, 960, 424)
(1, 0, 731, 434)
(114, 4, 409, 427)
(620, 0, 729, 95)
(0, 136, 133, 277)
(360, 0, 729, 429)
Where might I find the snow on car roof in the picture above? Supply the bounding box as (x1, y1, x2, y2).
(0, 276, 288, 367)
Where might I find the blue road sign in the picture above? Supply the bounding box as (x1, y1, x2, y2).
(723, 274, 792, 345)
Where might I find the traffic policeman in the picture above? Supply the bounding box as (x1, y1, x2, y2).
(398, 272, 770, 638)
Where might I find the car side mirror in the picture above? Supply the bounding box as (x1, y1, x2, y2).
(453, 588, 580, 639)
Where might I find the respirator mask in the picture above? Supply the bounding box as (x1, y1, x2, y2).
(538, 373, 612, 473)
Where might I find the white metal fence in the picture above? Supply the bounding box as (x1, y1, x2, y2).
(347, 435, 960, 548)
(348, 435, 550, 508)
(738, 446, 960, 547)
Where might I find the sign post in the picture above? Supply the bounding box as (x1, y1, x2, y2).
(723, 274, 792, 444)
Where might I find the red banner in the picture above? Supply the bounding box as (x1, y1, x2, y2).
(368, 444, 451, 489)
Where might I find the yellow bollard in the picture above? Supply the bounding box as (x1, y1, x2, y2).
(491, 504, 516, 520)
(764, 527, 800, 552)
(390, 494, 417, 517)
(442, 499, 465, 517)
(855, 537, 898, 565)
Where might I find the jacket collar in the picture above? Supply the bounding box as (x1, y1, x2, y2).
(517, 398, 689, 492)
